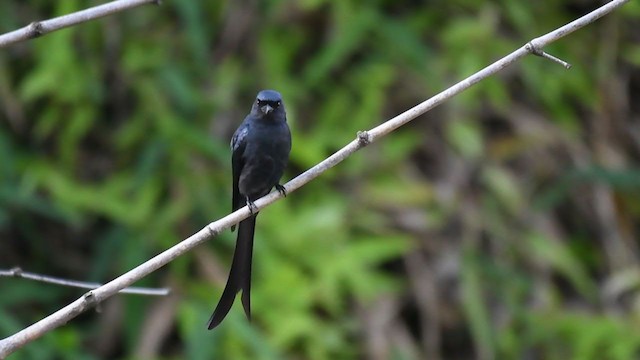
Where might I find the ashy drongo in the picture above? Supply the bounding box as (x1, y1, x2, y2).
(207, 89, 292, 329)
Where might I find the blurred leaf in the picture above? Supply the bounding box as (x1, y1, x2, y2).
(482, 165, 523, 212)
(302, 5, 377, 85)
(526, 232, 596, 299)
(446, 119, 484, 159)
(536, 166, 640, 209)
(461, 246, 495, 360)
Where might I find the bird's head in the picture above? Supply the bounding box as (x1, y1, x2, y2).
(253, 89, 285, 117)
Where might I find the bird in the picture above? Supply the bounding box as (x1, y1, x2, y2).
(207, 89, 292, 330)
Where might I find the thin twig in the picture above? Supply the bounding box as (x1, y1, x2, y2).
(0, 0, 160, 49)
(0, 267, 170, 296)
(526, 42, 572, 69)
(0, 0, 630, 357)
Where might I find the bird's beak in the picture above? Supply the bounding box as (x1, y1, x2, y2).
(261, 104, 273, 114)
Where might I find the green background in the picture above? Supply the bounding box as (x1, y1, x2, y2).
(1, 1, 640, 359)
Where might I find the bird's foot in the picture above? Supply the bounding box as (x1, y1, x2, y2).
(275, 184, 287, 197)
(245, 198, 259, 215)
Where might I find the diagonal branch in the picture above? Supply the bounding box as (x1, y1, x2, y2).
(0, 267, 170, 296)
(0, 0, 160, 49)
(0, 0, 629, 357)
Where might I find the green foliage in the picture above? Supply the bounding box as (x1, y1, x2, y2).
(521, 311, 640, 360)
(1, 0, 640, 359)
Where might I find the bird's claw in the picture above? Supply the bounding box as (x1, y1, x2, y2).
(246, 198, 259, 215)
(275, 184, 287, 197)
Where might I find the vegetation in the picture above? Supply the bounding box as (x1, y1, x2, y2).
(1, 0, 640, 359)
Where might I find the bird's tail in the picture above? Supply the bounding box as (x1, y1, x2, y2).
(207, 215, 256, 329)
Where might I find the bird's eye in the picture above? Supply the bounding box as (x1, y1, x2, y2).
(276, 101, 281, 107)
(256, 99, 261, 105)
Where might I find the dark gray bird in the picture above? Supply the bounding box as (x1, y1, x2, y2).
(207, 89, 292, 329)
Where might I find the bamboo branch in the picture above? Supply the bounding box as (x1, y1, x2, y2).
(0, 0, 630, 357)
(0, 267, 170, 296)
(0, 0, 160, 49)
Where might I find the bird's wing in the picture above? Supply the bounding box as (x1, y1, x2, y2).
(231, 123, 249, 214)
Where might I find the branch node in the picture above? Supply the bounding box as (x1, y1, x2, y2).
(526, 41, 543, 56)
(357, 131, 371, 147)
(207, 225, 219, 238)
(28, 22, 44, 38)
(10, 267, 23, 276)
(83, 291, 97, 306)
(526, 41, 572, 69)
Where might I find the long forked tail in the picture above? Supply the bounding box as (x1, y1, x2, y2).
(207, 215, 256, 329)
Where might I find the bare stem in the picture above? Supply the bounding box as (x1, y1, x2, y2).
(526, 42, 572, 69)
(0, 0, 630, 357)
(0, 267, 170, 296)
(0, 0, 160, 48)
